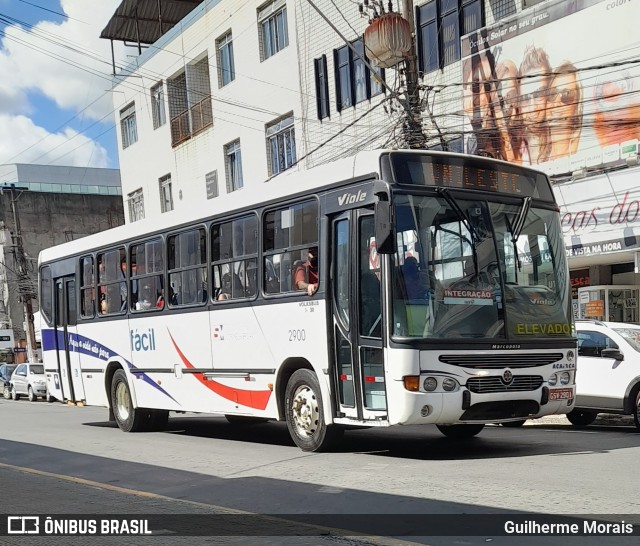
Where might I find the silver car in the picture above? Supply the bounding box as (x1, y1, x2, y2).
(10, 363, 47, 402)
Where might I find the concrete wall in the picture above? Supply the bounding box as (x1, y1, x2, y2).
(0, 191, 124, 346)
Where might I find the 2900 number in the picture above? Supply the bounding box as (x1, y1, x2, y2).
(288, 329, 306, 341)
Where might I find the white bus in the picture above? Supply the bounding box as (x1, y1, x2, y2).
(39, 149, 576, 451)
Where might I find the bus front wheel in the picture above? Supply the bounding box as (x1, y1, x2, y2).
(110, 370, 165, 432)
(436, 424, 485, 439)
(284, 369, 343, 452)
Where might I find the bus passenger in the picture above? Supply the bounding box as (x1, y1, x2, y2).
(401, 257, 429, 300)
(99, 292, 108, 314)
(136, 282, 154, 310)
(294, 247, 318, 296)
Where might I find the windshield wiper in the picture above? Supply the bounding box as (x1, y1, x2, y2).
(437, 188, 479, 243)
(510, 196, 532, 245)
(504, 196, 532, 273)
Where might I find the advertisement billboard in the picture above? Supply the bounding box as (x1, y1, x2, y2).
(460, 0, 639, 176)
(554, 166, 640, 258)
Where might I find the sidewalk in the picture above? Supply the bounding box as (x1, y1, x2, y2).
(526, 413, 635, 427)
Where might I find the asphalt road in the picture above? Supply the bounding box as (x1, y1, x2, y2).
(0, 399, 639, 545)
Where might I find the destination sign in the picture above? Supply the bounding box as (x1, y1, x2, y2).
(387, 152, 554, 201)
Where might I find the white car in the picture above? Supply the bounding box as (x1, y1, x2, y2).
(570, 320, 640, 430)
(10, 363, 47, 402)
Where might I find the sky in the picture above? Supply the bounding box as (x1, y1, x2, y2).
(0, 0, 126, 169)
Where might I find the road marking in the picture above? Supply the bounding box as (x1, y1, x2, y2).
(0, 461, 423, 546)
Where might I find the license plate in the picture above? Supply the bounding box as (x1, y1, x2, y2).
(549, 388, 573, 401)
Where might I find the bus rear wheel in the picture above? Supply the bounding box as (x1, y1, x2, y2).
(110, 369, 160, 433)
(436, 424, 485, 439)
(284, 369, 342, 452)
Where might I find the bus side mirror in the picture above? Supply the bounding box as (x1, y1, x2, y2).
(374, 183, 394, 254)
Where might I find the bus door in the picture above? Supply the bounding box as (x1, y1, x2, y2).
(54, 277, 85, 403)
(331, 211, 386, 421)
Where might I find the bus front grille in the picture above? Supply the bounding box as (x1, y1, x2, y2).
(439, 353, 563, 368)
(466, 375, 543, 393)
(461, 400, 540, 420)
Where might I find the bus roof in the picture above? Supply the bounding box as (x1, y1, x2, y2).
(38, 149, 388, 264)
(38, 149, 550, 265)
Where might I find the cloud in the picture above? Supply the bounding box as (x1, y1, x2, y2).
(0, 0, 123, 166)
(0, 114, 109, 168)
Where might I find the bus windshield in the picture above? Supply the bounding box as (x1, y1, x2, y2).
(392, 193, 572, 340)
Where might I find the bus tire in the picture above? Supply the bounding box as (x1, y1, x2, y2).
(285, 369, 343, 452)
(110, 369, 148, 433)
(566, 409, 597, 428)
(436, 424, 485, 438)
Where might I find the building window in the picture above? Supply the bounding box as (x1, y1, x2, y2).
(120, 102, 137, 149)
(335, 45, 352, 110)
(418, 0, 483, 73)
(151, 82, 166, 129)
(167, 56, 213, 147)
(334, 39, 385, 112)
(314, 55, 329, 120)
(266, 113, 296, 175)
(258, 0, 288, 61)
(224, 140, 243, 193)
(159, 174, 173, 213)
(128, 188, 144, 222)
(216, 31, 235, 87)
(353, 40, 368, 103)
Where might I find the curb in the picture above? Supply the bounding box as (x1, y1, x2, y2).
(525, 413, 635, 427)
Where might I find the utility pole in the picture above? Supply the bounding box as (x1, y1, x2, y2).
(2, 184, 38, 364)
(399, 0, 426, 149)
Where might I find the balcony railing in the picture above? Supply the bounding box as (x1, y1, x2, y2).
(170, 111, 191, 147)
(169, 96, 213, 147)
(191, 96, 213, 136)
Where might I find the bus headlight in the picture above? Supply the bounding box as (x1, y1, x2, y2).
(559, 372, 570, 385)
(442, 377, 457, 391)
(423, 377, 438, 391)
(548, 374, 558, 386)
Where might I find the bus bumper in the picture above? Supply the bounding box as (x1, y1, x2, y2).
(387, 380, 576, 425)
